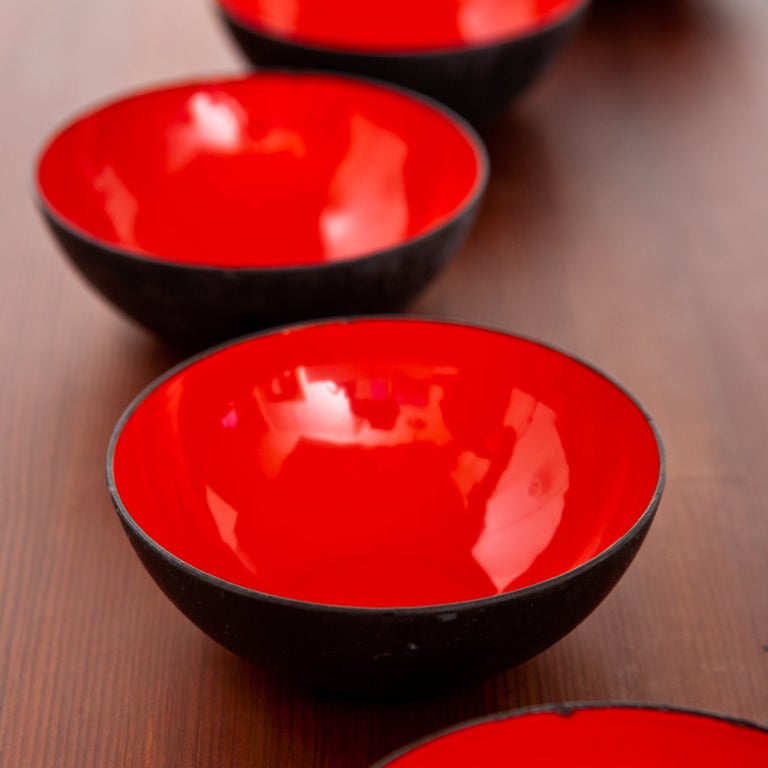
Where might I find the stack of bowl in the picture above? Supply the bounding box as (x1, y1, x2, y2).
(32, 0, 660, 701)
(32, 0, 766, 763)
(34, 0, 592, 350)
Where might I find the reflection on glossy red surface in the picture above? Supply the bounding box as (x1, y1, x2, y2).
(112, 320, 662, 608)
(375, 707, 768, 767)
(36, 75, 484, 267)
(219, 0, 583, 51)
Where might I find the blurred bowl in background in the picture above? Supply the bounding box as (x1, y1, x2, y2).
(369, 704, 768, 766)
(108, 318, 664, 695)
(35, 73, 487, 350)
(215, 0, 591, 121)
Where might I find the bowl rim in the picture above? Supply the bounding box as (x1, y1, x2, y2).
(33, 70, 489, 272)
(215, 0, 592, 58)
(107, 315, 666, 614)
(367, 701, 768, 767)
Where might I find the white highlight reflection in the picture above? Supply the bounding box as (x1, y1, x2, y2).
(166, 92, 306, 173)
(469, 391, 569, 589)
(92, 164, 139, 245)
(205, 484, 260, 575)
(319, 114, 409, 258)
(457, 0, 533, 40)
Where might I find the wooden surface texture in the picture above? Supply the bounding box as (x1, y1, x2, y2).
(1, 0, 766, 764)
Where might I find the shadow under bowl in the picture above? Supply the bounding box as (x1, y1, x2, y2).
(215, 0, 591, 122)
(108, 318, 664, 696)
(34, 73, 487, 351)
(369, 703, 768, 765)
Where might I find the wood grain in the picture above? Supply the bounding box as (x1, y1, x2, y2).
(1, 0, 766, 765)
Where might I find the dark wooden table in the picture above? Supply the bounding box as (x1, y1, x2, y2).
(2, 0, 766, 764)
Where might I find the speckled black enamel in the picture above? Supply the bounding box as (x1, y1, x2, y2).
(112, 488, 661, 697)
(40, 198, 480, 352)
(217, 3, 589, 122)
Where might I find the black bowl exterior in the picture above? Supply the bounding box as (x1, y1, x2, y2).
(40, 199, 480, 351)
(218, 4, 589, 122)
(114, 488, 660, 697)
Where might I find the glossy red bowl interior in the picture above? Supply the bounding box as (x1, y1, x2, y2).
(36, 74, 485, 268)
(218, 0, 586, 52)
(371, 706, 768, 767)
(110, 319, 662, 609)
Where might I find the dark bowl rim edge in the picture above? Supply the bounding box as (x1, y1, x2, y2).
(106, 315, 667, 616)
(367, 701, 768, 768)
(31, 70, 489, 274)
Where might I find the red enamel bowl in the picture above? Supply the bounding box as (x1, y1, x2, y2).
(108, 318, 664, 695)
(215, 0, 591, 120)
(370, 705, 768, 766)
(35, 74, 487, 350)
